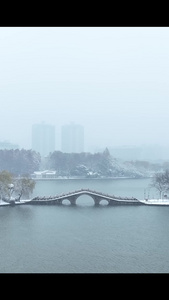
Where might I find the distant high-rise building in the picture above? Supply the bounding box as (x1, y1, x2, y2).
(32, 122, 55, 157)
(61, 123, 84, 153)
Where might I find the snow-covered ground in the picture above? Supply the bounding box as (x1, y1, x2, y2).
(139, 199, 169, 205)
(0, 199, 10, 206)
(0, 199, 32, 207)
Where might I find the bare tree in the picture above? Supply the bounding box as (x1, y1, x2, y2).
(0, 170, 14, 200)
(14, 177, 36, 200)
(150, 170, 169, 199)
(0, 171, 36, 201)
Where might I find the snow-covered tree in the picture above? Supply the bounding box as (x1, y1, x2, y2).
(0, 171, 36, 200)
(0, 170, 14, 199)
(150, 170, 169, 198)
(45, 148, 146, 179)
(14, 176, 36, 200)
(0, 149, 41, 176)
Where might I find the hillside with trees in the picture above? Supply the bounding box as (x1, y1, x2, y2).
(0, 149, 41, 176)
(0, 148, 164, 179)
(45, 148, 146, 178)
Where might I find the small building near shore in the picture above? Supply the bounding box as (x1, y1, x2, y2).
(31, 170, 57, 179)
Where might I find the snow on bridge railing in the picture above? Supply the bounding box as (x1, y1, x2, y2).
(70, 189, 137, 200)
(31, 189, 138, 202)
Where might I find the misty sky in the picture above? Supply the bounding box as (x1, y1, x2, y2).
(0, 26, 169, 151)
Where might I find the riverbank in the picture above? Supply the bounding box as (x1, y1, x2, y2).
(0, 199, 32, 207)
(32, 176, 151, 181)
(139, 199, 169, 206)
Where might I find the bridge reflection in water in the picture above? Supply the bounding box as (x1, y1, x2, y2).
(31, 189, 142, 206)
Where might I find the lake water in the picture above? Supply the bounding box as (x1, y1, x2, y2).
(0, 178, 169, 273)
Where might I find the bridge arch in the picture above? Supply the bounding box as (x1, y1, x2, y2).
(99, 199, 109, 206)
(56, 191, 112, 206)
(74, 192, 110, 206)
(75, 193, 96, 206)
(61, 199, 71, 205)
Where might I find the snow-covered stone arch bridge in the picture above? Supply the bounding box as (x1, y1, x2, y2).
(31, 189, 142, 206)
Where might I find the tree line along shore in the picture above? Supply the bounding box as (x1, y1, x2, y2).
(0, 147, 167, 179)
(0, 147, 169, 200)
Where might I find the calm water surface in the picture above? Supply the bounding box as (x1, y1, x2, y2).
(0, 178, 169, 273)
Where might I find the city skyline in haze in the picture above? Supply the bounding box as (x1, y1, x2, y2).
(0, 27, 169, 155)
(1, 120, 169, 161)
(61, 123, 84, 153)
(31, 122, 55, 157)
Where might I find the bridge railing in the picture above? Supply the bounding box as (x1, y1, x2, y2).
(31, 189, 138, 202)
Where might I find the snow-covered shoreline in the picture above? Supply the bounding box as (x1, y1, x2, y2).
(0, 199, 32, 207)
(139, 199, 169, 206)
(32, 176, 151, 181)
(0, 200, 10, 206)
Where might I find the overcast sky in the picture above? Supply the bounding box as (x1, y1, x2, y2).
(0, 26, 169, 151)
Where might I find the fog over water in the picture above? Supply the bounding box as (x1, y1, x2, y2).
(0, 27, 169, 156)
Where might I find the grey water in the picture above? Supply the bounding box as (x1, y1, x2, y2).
(0, 178, 169, 273)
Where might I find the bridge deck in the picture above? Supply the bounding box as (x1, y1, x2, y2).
(31, 189, 140, 205)
(1, 189, 169, 207)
